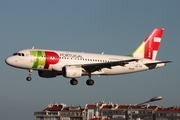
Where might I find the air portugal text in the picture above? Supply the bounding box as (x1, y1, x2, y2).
(60, 53, 83, 59)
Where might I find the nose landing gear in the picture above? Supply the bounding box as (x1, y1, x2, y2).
(26, 69, 33, 81)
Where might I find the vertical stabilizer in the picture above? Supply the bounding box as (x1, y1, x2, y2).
(130, 28, 164, 60)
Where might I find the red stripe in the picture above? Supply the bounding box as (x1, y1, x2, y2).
(153, 42, 160, 50)
(144, 28, 164, 59)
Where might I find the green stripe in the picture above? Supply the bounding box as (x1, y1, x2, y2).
(30, 51, 46, 68)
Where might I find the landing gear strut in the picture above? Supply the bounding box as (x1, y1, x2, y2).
(26, 69, 33, 81)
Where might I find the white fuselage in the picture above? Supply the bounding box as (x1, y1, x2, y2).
(5, 28, 171, 86)
(5, 49, 165, 76)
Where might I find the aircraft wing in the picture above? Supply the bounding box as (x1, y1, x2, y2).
(80, 59, 138, 73)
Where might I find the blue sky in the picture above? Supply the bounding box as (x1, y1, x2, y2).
(0, 1, 180, 120)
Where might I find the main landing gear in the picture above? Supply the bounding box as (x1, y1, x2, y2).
(26, 69, 33, 81)
(70, 73, 94, 86)
(70, 78, 94, 86)
(86, 78, 94, 86)
(86, 73, 94, 86)
(70, 78, 78, 85)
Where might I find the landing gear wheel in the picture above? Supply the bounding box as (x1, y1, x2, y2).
(26, 69, 33, 81)
(26, 77, 32, 81)
(70, 78, 78, 85)
(86, 79, 94, 86)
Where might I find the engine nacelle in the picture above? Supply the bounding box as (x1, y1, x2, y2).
(62, 66, 82, 78)
(38, 70, 57, 78)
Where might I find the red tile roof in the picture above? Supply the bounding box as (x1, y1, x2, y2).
(42, 103, 180, 113)
(117, 105, 129, 109)
(89, 118, 100, 120)
(101, 105, 113, 109)
(61, 106, 83, 112)
(43, 104, 63, 111)
(61, 107, 69, 112)
(157, 107, 180, 112)
(86, 104, 96, 109)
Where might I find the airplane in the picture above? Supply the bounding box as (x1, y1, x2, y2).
(5, 28, 171, 86)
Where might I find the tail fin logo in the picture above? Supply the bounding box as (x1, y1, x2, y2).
(131, 28, 164, 60)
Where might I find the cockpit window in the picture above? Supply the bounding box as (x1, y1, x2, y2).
(13, 53, 25, 56)
(13, 53, 18, 55)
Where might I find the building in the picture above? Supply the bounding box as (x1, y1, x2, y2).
(34, 101, 180, 120)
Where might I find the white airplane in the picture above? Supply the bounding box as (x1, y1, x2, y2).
(5, 28, 171, 86)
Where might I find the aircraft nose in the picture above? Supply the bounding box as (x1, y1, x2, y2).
(5, 57, 14, 66)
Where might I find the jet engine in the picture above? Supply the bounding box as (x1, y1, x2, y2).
(38, 70, 57, 78)
(62, 66, 82, 78)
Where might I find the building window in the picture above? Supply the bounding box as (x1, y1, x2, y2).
(89, 112, 93, 119)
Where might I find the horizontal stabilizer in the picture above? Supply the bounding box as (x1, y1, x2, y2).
(145, 61, 172, 69)
(145, 61, 172, 66)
